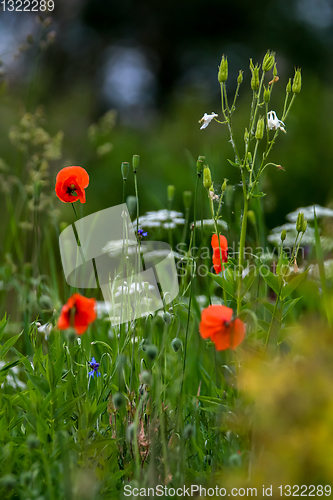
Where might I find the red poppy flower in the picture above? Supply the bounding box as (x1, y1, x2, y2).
(57, 293, 97, 335)
(55, 166, 89, 204)
(199, 304, 245, 351)
(211, 234, 228, 274)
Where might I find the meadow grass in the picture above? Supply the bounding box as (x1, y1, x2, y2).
(1, 50, 333, 500)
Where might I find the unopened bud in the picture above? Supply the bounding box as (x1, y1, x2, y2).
(132, 154, 140, 173)
(273, 63, 278, 78)
(203, 166, 212, 189)
(183, 191, 192, 209)
(140, 370, 152, 385)
(286, 78, 292, 94)
(113, 392, 125, 410)
(222, 178, 228, 192)
(302, 219, 307, 233)
(296, 212, 304, 233)
(255, 117, 265, 141)
(264, 87, 270, 103)
(162, 311, 172, 324)
(281, 229, 287, 242)
(126, 195, 137, 216)
(121, 161, 129, 180)
(167, 185, 175, 203)
(292, 69, 302, 94)
(250, 60, 259, 90)
(218, 55, 228, 83)
(244, 129, 249, 143)
(237, 70, 243, 84)
(196, 159, 204, 175)
(146, 344, 158, 361)
(262, 51, 275, 73)
(171, 338, 183, 352)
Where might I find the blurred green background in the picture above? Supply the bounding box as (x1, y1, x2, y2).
(0, 0, 333, 232)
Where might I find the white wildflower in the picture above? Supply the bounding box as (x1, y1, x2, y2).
(267, 110, 286, 133)
(37, 322, 53, 341)
(199, 112, 218, 130)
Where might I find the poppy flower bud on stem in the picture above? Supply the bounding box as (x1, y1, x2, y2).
(255, 116, 265, 141)
(197, 159, 204, 176)
(132, 154, 140, 173)
(203, 166, 212, 189)
(121, 161, 129, 181)
(262, 50, 275, 73)
(292, 68, 302, 94)
(171, 337, 182, 352)
(167, 185, 175, 203)
(218, 55, 228, 83)
(183, 191, 192, 209)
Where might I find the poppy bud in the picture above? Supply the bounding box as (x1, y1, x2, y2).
(292, 69, 302, 94)
(146, 344, 158, 361)
(203, 166, 212, 189)
(132, 154, 140, 173)
(255, 117, 265, 141)
(167, 185, 175, 203)
(171, 337, 183, 352)
(196, 159, 204, 176)
(183, 191, 192, 209)
(113, 392, 125, 410)
(262, 51, 275, 73)
(286, 78, 292, 94)
(237, 70, 243, 84)
(296, 212, 304, 233)
(222, 178, 228, 192)
(1, 474, 16, 490)
(126, 195, 137, 216)
(140, 370, 152, 385)
(163, 311, 172, 324)
(281, 229, 287, 242)
(264, 87, 270, 103)
(218, 55, 228, 83)
(121, 161, 129, 180)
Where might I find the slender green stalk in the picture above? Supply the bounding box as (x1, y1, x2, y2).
(237, 169, 248, 315)
(265, 280, 283, 352)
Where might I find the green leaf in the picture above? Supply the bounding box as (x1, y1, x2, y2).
(0, 332, 22, 359)
(241, 268, 256, 298)
(251, 192, 266, 198)
(262, 270, 281, 296)
(0, 359, 21, 372)
(208, 272, 235, 299)
(227, 159, 240, 168)
(280, 270, 308, 300)
(0, 314, 8, 342)
(282, 297, 302, 319)
(26, 373, 50, 396)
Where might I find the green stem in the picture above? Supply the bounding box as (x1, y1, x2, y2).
(237, 170, 248, 315)
(265, 280, 283, 352)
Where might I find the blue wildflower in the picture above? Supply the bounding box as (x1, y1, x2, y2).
(88, 357, 101, 378)
(137, 228, 148, 238)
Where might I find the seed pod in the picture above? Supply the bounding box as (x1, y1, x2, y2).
(292, 69, 302, 94)
(262, 51, 275, 73)
(281, 229, 287, 242)
(237, 70, 243, 84)
(255, 116, 265, 141)
(296, 212, 304, 233)
(264, 87, 270, 103)
(286, 78, 292, 94)
(121, 161, 129, 180)
(132, 154, 140, 173)
(203, 166, 212, 189)
(218, 55, 228, 83)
